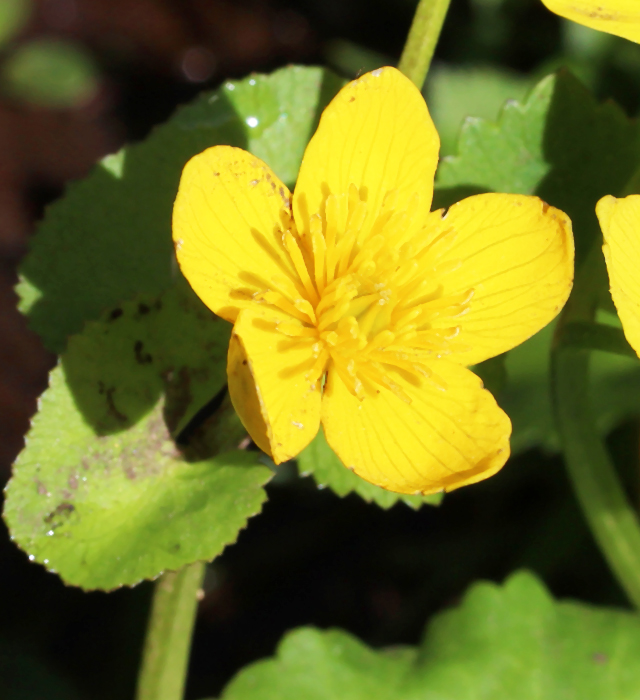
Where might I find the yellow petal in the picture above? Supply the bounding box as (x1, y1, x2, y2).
(430, 193, 574, 366)
(293, 66, 439, 245)
(321, 360, 511, 495)
(540, 0, 640, 43)
(173, 146, 295, 323)
(228, 308, 322, 463)
(597, 195, 640, 357)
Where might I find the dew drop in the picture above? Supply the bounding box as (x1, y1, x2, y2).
(43, 559, 49, 565)
(249, 78, 256, 86)
(46, 530, 54, 536)
(246, 116, 259, 128)
(225, 82, 235, 91)
(28, 555, 35, 561)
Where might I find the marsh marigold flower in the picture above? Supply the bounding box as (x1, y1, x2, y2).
(173, 67, 574, 495)
(597, 195, 640, 355)
(540, 0, 640, 43)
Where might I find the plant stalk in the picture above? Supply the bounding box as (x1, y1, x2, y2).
(136, 561, 206, 700)
(553, 245, 640, 608)
(398, 0, 452, 89)
(136, 393, 247, 700)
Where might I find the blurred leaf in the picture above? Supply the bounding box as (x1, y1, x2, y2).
(220, 571, 640, 700)
(0, 0, 31, 49)
(297, 431, 443, 510)
(503, 314, 640, 454)
(324, 39, 391, 78)
(426, 63, 531, 156)
(1, 39, 99, 107)
(3, 285, 272, 590)
(435, 70, 640, 452)
(17, 65, 343, 352)
(221, 628, 415, 700)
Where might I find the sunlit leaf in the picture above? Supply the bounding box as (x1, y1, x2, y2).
(426, 63, 532, 157)
(3, 285, 271, 590)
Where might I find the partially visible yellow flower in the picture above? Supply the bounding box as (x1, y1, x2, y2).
(172, 67, 574, 495)
(540, 0, 640, 43)
(597, 195, 640, 354)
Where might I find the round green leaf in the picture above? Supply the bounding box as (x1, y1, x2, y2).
(3, 284, 271, 590)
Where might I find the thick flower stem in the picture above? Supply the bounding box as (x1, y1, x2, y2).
(136, 393, 246, 700)
(135, 561, 206, 700)
(398, 0, 452, 89)
(552, 245, 640, 608)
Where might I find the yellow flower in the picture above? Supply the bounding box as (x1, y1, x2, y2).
(540, 0, 640, 43)
(173, 67, 574, 495)
(597, 195, 640, 355)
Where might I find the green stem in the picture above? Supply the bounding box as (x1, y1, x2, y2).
(136, 561, 206, 700)
(552, 245, 640, 608)
(555, 321, 637, 359)
(398, 0, 452, 89)
(136, 393, 247, 700)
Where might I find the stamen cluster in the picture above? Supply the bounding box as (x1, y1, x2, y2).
(254, 186, 474, 402)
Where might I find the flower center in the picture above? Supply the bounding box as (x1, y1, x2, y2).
(256, 185, 473, 402)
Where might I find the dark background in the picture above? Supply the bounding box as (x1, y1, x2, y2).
(1, 0, 640, 697)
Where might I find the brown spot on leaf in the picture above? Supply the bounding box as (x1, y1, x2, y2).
(138, 303, 151, 315)
(120, 405, 180, 480)
(109, 308, 123, 321)
(134, 340, 153, 365)
(35, 479, 49, 496)
(44, 502, 75, 529)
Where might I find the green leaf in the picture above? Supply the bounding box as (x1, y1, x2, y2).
(1, 39, 99, 107)
(435, 70, 640, 452)
(435, 70, 640, 264)
(221, 628, 416, 700)
(3, 285, 272, 590)
(18, 65, 343, 352)
(220, 571, 640, 700)
(425, 63, 532, 157)
(297, 430, 442, 509)
(59, 280, 233, 438)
